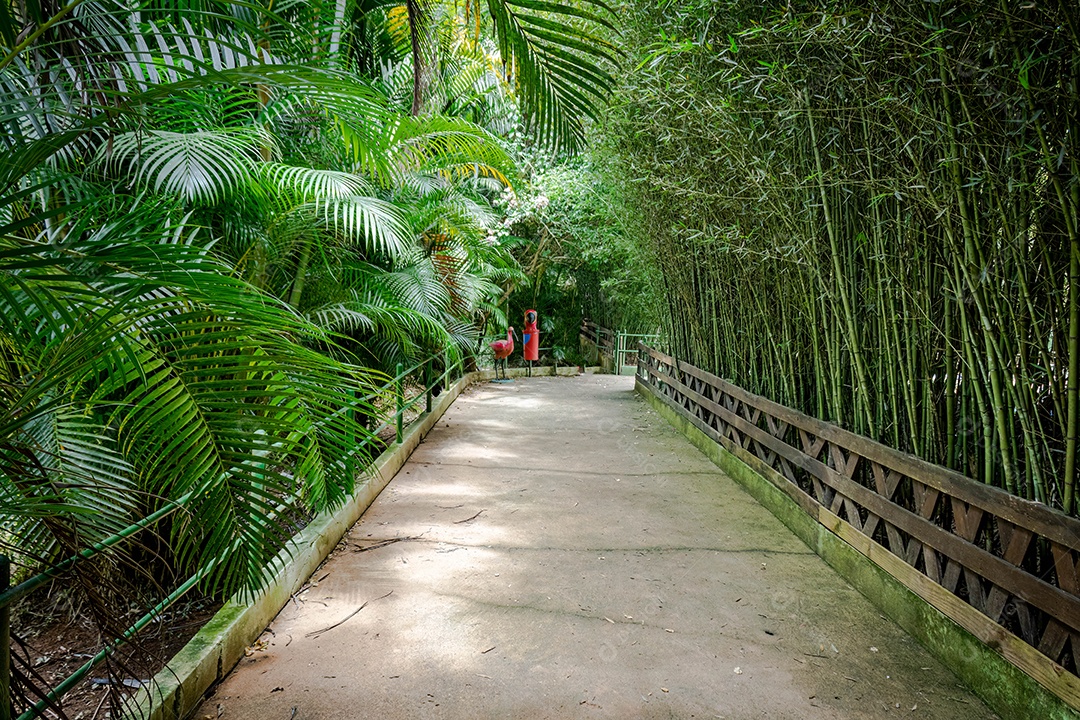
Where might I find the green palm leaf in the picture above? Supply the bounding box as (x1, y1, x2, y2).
(487, 0, 619, 152)
(308, 195, 414, 259)
(262, 162, 377, 200)
(1, 202, 380, 597)
(388, 115, 517, 186)
(99, 129, 268, 204)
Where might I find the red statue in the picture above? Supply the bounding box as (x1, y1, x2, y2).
(489, 327, 516, 380)
(523, 309, 539, 376)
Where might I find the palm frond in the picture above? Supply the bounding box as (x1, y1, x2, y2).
(387, 114, 517, 186)
(99, 129, 268, 203)
(0, 408, 141, 565)
(307, 289, 449, 343)
(262, 162, 377, 200)
(308, 195, 414, 258)
(1, 201, 380, 596)
(487, 0, 619, 152)
(386, 249, 454, 317)
(255, 75, 395, 176)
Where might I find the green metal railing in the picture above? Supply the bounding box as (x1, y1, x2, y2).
(364, 351, 459, 446)
(0, 349, 462, 720)
(1, 558, 8, 720)
(579, 321, 661, 375)
(612, 332, 661, 375)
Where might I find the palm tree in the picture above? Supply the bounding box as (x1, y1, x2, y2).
(351, 0, 619, 150)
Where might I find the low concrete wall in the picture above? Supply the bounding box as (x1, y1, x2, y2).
(598, 352, 614, 374)
(580, 333, 633, 376)
(130, 372, 475, 720)
(475, 365, 582, 379)
(637, 378, 1080, 720)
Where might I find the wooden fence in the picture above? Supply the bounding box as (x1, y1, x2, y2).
(637, 343, 1080, 710)
(579, 320, 615, 359)
(580, 321, 661, 374)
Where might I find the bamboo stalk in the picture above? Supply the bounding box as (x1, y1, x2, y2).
(806, 101, 876, 436)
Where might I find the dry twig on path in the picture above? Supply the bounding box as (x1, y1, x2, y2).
(351, 537, 419, 552)
(305, 591, 394, 638)
(454, 509, 485, 524)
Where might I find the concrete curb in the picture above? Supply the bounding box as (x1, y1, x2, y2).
(637, 378, 1080, 720)
(129, 372, 475, 720)
(473, 365, 585, 379)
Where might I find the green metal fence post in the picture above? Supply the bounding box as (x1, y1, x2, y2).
(424, 359, 432, 414)
(1, 554, 11, 720)
(615, 332, 623, 375)
(395, 363, 404, 444)
(346, 389, 356, 451)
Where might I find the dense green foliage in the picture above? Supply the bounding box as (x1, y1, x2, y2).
(603, 1, 1080, 510)
(0, 0, 619, 711)
(498, 154, 662, 360)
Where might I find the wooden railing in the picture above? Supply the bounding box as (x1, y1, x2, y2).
(579, 320, 615, 358)
(580, 321, 660, 373)
(636, 343, 1080, 709)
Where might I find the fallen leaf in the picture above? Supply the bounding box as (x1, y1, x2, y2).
(245, 639, 269, 656)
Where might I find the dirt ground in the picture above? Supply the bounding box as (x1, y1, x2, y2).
(196, 375, 996, 719)
(12, 594, 219, 720)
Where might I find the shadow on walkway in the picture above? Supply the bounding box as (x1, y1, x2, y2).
(198, 375, 994, 719)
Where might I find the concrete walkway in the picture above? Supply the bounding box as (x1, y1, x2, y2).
(198, 375, 994, 720)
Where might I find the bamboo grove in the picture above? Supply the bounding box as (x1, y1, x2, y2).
(604, 1, 1080, 511)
